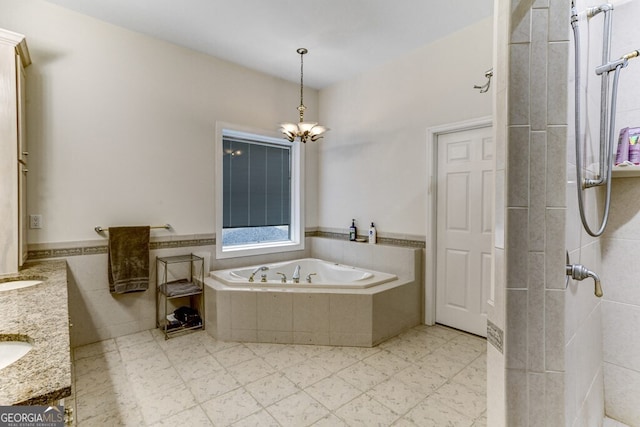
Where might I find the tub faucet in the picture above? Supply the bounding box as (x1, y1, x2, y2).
(292, 265, 301, 283)
(249, 266, 269, 283)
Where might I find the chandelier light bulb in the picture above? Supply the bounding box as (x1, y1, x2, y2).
(279, 48, 328, 143)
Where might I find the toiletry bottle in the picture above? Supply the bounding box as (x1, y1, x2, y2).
(349, 219, 357, 241)
(368, 222, 377, 244)
(629, 128, 640, 164)
(616, 127, 630, 165)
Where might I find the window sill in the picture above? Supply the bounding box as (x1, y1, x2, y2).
(216, 240, 305, 260)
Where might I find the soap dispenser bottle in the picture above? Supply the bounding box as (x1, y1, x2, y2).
(349, 219, 357, 241)
(368, 222, 377, 244)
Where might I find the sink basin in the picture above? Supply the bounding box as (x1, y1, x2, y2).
(0, 280, 43, 292)
(0, 341, 33, 370)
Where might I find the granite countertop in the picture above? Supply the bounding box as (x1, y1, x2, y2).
(0, 260, 71, 405)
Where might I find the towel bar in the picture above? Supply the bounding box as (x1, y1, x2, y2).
(95, 224, 171, 233)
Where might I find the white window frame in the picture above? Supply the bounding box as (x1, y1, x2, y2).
(215, 122, 305, 259)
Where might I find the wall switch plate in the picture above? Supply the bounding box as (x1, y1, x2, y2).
(29, 214, 42, 229)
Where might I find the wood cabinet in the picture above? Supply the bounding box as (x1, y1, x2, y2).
(0, 29, 31, 275)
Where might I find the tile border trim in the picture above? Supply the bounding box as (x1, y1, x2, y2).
(487, 319, 504, 353)
(28, 238, 216, 260)
(27, 231, 425, 261)
(309, 230, 426, 248)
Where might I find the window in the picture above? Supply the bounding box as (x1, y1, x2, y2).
(215, 124, 304, 259)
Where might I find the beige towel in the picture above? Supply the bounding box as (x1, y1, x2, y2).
(108, 226, 150, 294)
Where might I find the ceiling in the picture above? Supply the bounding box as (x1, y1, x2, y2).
(43, 0, 494, 89)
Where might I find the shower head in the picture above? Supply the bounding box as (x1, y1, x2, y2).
(596, 49, 640, 75)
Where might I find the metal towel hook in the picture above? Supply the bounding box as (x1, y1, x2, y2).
(474, 69, 493, 93)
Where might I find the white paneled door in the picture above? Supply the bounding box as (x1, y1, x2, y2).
(436, 126, 493, 337)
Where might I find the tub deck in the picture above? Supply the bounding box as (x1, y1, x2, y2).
(204, 257, 420, 347)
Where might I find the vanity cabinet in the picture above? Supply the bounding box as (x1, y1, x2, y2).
(0, 29, 31, 275)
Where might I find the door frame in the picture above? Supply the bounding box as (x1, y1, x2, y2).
(425, 116, 493, 326)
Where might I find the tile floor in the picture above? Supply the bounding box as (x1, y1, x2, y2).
(68, 324, 487, 426)
(604, 419, 632, 427)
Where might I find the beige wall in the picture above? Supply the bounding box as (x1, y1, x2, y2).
(0, 0, 320, 244)
(317, 18, 493, 238)
(0, 0, 321, 345)
(2, 0, 480, 346)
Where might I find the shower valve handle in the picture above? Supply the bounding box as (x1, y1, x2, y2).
(566, 264, 603, 297)
(595, 278, 603, 298)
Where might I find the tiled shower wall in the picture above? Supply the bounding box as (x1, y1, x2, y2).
(568, 0, 640, 425)
(597, 1, 640, 421)
(496, 0, 574, 425)
(502, 0, 638, 425)
(565, 0, 606, 426)
(598, 0, 640, 424)
(602, 181, 640, 426)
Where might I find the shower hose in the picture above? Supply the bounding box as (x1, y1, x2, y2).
(571, 7, 624, 237)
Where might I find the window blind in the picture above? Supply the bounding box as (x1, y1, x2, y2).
(222, 136, 291, 228)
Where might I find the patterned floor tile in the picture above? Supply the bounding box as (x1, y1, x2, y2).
(282, 359, 332, 388)
(310, 413, 350, 426)
(136, 383, 198, 425)
(232, 409, 280, 426)
(405, 395, 474, 427)
(186, 369, 241, 403)
(245, 372, 299, 407)
(451, 363, 487, 396)
(174, 354, 225, 382)
(304, 375, 362, 411)
(432, 382, 487, 420)
(201, 387, 262, 426)
(334, 394, 400, 426)
(227, 357, 276, 385)
(115, 330, 154, 349)
(366, 377, 427, 415)
(213, 345, 258, 368)
(393, 364, 448, 396)
(266, 391, 329, 427)
(71, 326, 488, 426)
(336, 360, 389, 392)
(362, 350, 411, 376)
(149, 405, 213, 427)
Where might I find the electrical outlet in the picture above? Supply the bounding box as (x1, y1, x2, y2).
(30, 214, 42, 229)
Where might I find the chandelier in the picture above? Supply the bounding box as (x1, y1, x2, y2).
(280, 48, 328, 143)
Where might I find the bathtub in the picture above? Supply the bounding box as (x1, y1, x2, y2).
(203, 254, 421, 347)
(211, 258, 397, 289)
